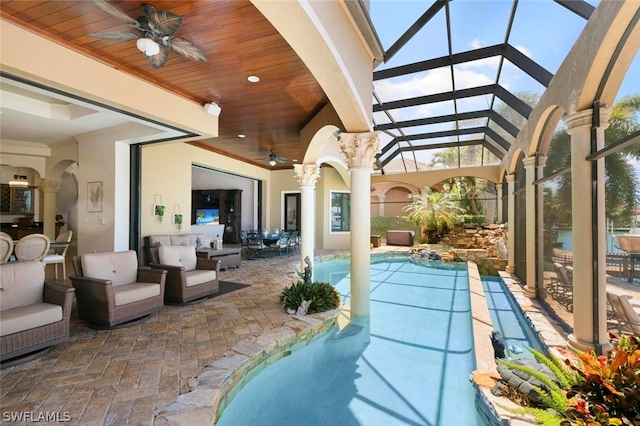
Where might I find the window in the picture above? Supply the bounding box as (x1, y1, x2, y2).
(330, 191, 350, 232)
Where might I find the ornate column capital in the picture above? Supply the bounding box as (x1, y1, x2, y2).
(337, 131, 381, 169)
(506, 174, 516, 183)
(523, 156, 537, 169)
(293, 164, 321, 187)
(496, 183, 503, 191)
(565, 106, 611, 134)
(38, 178, 61, 193)
(537, 154, 547, 169)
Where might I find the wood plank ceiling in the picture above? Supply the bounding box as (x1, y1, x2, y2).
(0, 0, 328, 169)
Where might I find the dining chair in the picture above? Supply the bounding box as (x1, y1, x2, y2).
(14, 233, 50, 262)
(44, 230, 73, 280)
(0, 232, 14, 263)
(246, 232, 265, 259)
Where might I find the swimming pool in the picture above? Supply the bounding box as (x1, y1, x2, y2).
(482, 277, 547, 360)
(216, 255, 484, 425)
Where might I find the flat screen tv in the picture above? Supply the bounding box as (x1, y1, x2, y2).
(195, 208, 220, 225)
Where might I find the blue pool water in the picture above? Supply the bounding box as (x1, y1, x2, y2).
(482, 277, 547, 360)
(217, 256, 485, 426)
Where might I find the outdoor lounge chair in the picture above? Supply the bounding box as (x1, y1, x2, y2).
(70, 250, 166, 329)
(552, 263, 573, 312)
(606, 290, 640, 335)
(149, 245, 220, 304)
(1, 260, 75, 367)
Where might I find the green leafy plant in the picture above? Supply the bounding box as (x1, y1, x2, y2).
(279, 281, 340, 314)
(174, 213, 183, 231)
(495, 335, 640, 426)
(404, 185, 465, 243)
(154, 204, 166, 223)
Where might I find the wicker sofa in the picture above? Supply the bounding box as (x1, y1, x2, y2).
(144, 233, 205, 265)
(1, 261, 75, 367)
(70, 250, 166, 329)
(149, 245, 220, 304)
(385, 230, 415, 246)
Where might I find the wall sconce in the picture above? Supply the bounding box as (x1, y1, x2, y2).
(9, 168, 28, 187)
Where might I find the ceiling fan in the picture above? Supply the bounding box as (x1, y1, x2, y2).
(265, 149, 288, 167)
(89, 0, 207, 69)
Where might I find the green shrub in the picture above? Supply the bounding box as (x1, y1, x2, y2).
(280, 281, 340, 314)
(370, 216, 420, 238)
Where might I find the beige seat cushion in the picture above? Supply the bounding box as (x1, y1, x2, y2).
(184, 270, 217, 287)
(0, 303, 62, 336)
(81, 250, 138, 287)
(158, 246, 197, 272)
(113, 283, 161, 306)
(0, 261, 45, 310)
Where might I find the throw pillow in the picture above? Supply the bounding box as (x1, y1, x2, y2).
(196, 236, 211, 249)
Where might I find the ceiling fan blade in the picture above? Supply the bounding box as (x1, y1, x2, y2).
(92, 0, 138, 26)
(146, 44, 169, 69)
(89, 31, 139, 41)
(169, 37, 207, 63)
(147, 10, 184, 36)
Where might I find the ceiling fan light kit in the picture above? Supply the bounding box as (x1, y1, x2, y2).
(136, 38, 160, 56)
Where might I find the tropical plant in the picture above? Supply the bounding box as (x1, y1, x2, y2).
(403, 185, 465, 243)
(280, 257, 341, 315)
(545, 94, 640, 227)
(564, 334, 640, 425)
(495, 334, 640, 426)
(280, 281, 340, 314)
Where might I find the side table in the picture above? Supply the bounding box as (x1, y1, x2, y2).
(196, 247, 241, 270)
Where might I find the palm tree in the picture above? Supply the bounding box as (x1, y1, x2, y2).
(404, 185, 465, 243)
(545, 94, 640, 227)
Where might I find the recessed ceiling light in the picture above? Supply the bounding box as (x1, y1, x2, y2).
(292, 159, 298, 163)
(247, 75, 260, 83)
(238, 134, 246, 138)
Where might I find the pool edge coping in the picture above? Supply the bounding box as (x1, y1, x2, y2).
(154, 308, 343, 425)
(468, 261, 571, 425)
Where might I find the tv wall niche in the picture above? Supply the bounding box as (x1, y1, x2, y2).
(192, 189, 242, 244)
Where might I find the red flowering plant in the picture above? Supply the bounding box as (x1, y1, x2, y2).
(562, 333, 640, 425)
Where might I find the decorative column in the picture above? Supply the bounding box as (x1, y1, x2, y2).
(293, 164, 321, 272)
(38, 178, 61, 240)
(523, 156, 537, 298)
(536, 155, 547, 299)
(496, 184, 503, 223)
(338, 131, 381, 318)
(505, 174, 516, 273)
(566, 106, 610, 354)
(377, 194, 386, 216)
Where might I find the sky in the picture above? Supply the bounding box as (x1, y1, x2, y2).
(366, 0, 639, 170)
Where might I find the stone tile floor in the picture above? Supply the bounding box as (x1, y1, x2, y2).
(2, 244, 639, 425)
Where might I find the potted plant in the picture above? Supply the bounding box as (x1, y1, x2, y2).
(173, 213, 183, 231)
(154, 204, 166, 224)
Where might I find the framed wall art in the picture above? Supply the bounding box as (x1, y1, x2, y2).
(87, 181, 103, 212)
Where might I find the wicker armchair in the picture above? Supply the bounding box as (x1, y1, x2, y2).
(149, 245, 220, 304)
(1, 261, 75, 367)
(70, 250, 166, 329)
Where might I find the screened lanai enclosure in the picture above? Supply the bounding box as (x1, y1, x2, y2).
(369, 0, 640, 353)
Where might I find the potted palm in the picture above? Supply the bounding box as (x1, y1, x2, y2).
(404, 185, 464, 243)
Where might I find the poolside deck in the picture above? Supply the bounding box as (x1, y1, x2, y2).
(2, 244, 638, 425)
